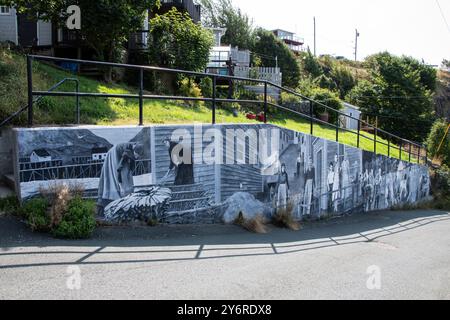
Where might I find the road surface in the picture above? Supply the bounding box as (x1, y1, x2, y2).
(0, 209, 449, 300)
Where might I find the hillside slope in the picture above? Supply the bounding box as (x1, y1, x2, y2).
(0, 48, 414, 160)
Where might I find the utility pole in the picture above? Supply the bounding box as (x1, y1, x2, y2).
(354, 29, 360, 61)
(313, 17, 317, 56)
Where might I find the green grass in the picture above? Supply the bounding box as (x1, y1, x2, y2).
(0, 47, 419, 162)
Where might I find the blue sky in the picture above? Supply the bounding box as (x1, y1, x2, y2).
(231, 0, 450, 66)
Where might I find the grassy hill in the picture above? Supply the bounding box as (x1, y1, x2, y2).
(0, 47, 417, 161)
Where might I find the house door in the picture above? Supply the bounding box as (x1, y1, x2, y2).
(17, 14, 37, 47)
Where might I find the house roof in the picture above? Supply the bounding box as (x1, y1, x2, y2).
(92, 147, 109, 154)
(33, 149, 50, 157)
(272, 29, 295, 35)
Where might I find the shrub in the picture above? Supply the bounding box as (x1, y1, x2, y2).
(178, 77, 203, 107)
(234, 212, 268, 234)
(199, 77, 213, 99)
(272, 202, 301, 231)
(21, 198, 51, 232)
(0, 196, 19, 215)
(307, 87, 343, 124)
(426, 119, 450, 166)
(39, 182, 85, 228)
(52, 197, 96, 239)
(280, 92, 302, 105)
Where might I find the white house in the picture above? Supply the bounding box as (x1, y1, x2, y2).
(30, 149, 52, 163)
(0, 6, 52, 47)
(205, 27, 282, 88)
(208, 27, 226, 47)
(341, 102, 362, 130)
(91, 147, 108, 161)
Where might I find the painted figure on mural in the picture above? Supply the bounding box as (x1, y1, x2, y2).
(303, 157, 315, 216)
(97, 143, 144, 214)
(385, 163, 397, 208)
(351, 160, 360, 208)
(277, 163, 290, 211)
(331, 154, 341, 212)
(374, 168, 382, 210)
(399, 172, 409, 202)
(362, 162, 372, 212)
(419, 173, 429, 199)
(162, 137, 194, 186)
(327, 162, 334, 210)
(341, 155, 351, 207)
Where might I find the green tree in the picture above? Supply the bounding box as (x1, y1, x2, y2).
(148, 8, 213, 71)
(349, 52, 436, 142)
(330, 64, 356, 99)
(426, 119, 450, 166)
(253, 29, 300, 88)
(2, 0, 159, 81)
(313, 74, 337, 92)
(199, 0, 255, 50)
(299, 49, 323, 79)
(297, 51, 356, 98)
(307, 87, 343, 124)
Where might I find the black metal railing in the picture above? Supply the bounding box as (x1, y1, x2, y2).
(1, 75, 80, 128)
(5, 54, 428, 166)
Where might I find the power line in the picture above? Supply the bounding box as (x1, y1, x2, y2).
(435, 0, 450, 35)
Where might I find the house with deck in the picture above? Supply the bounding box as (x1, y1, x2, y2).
(1, 1, 201, 58)
(272, 29, 304, 54)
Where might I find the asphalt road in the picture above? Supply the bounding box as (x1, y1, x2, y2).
(0, 209, 449, 300)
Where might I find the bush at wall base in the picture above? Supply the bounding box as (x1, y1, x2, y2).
(21, 198, 51, 232)
(21, 197, 96, 239)
(52, 197, 96, 239)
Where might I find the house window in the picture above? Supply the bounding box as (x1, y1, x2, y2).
(0, 6, 11, 15)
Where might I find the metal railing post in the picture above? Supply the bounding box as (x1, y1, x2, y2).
(357, 120, 361, 149)
(212, 76, 216, 125)
(27, 55, 33, 127)
(425, 148, 427, 166)
(335, 113, 339, 142)
(374, 127, 377, 154)
(264, 81, 268, 123)
(388, 139, 391, 158)
(310, 102, 314, 135)
(409, 143, 412, 163)
(75, 80, 80, 125)
(417, 147, 422, 164)
(139, 68, 144, 126)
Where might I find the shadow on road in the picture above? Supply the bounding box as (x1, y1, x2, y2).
(0, 209, 449, 270)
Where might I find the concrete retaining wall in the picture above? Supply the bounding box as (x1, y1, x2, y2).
(0, 128, 14, 180)
(11, 124, 431, 224)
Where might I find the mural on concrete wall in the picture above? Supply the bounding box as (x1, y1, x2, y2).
(259, 129, 363, 220)
(152, 125, 218, 224)
(14, 124, 430, 225)
(15, 127, 158, 223)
